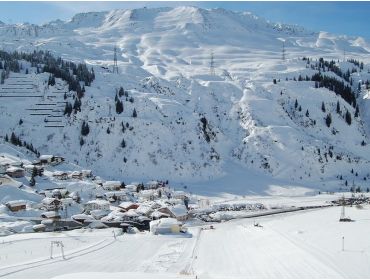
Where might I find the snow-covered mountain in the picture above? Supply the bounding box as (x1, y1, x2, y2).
(1, 6, 370, 194)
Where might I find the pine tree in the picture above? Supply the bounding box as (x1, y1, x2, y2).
(354, 105, 359, 118)
(294, 99, 298, 109)
(336, 101, 340, 114)
(298, 105, 302, 112)
(321, 102, 326, 112)
(115, 99, 123, 114)
(80, 137, 85, 146)
(19, 119, 23, 125)
(345, 110, 352, 125)
(132, 108, 137, 118)
(305, 109, 309, 117)
(121, 138, 126, 148)
(325, 113, 332, 127)
(107, 127, 111, 134)
(29, 176, 36, 187)
(81, 121, 90, 136)
(4, 134, 8, 142)
(119, 87, 124, 97)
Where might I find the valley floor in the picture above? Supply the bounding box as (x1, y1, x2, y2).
(1, 204, 369, 278)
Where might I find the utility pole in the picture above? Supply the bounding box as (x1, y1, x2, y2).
(113, 45, 119, 74)
(210, 51, 215, 76)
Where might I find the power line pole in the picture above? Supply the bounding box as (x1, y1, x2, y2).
(113, 46, 119, 74)
(210, 51, 215, 76)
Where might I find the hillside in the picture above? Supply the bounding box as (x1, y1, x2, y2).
(1, 7, 370, 194)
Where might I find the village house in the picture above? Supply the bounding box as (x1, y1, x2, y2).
(84, 199, 110, 212)
(150, 210, 170, 220)
(24, 164, 44, 175)
(70, 171, 83, 180)
(172, 191, 188, 200)
(124, 184, 138, 192)
(150, 218, 186, 235)
(39, 155, 65, 165)
(104, 190, 129, 202)
(102, 181, 121, 191)
(158, 204, 188, 221)
(81, 170, 93, 178)
(40, 211, 61, 220)
(118, 202, 139, 211)
(139, 189, 157, 201)
(6, 166, 25, 178)
(42, 197, 61, 211)
(5, 200, 27, 212)
(52, 171, 68, 180)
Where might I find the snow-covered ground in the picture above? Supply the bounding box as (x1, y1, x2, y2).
(1, 205, 369, 278)
(1, 7, 370, 194)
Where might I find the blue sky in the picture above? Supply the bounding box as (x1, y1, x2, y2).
(0, 1, 369, 39)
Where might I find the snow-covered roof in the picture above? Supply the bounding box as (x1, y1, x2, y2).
(122, 209, 139, 217)
(105, 190, 128, 196)
(119, 202, 138, 209)
(72, 214, 94, 221)
(168, 204, 188, 217)
(136, 205, 153, 215)
(5, 200, 27, 207)
(6, 166, 24, 172)
(53, 171, 68, 176)
(151, 210, 170, 219)
(151, 217, 180, 228)
(139, 189, 156, 197)
(41, 211, 60, 218)
(103, 181, 121, 186)
(86, 199, 110, 206)
(124, 184, 137, 190)
(39, 155, 53, 160)
(42, 197, 59, 204)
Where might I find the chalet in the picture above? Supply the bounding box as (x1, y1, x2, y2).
(39, 155, 64, 165)
(124, 184, 137, 192)
(104, 190, 129, 201)
(139, 189, 157, 201)
(119, 202, 139, 211)
(90, 209, 110, 220)
(24, 165, 44, 175)
(102, 181, 121, 191)
(136, 204, 153, 216)
(84, 200, 110, 212)
(33, 224, 46, 232)
(172, 191, 188, 200)
(52, 171, 68, 180)
(158, 204, 188, 221)
(145, 180, 161, 189)
(5, 200, 27, 212)
(41, 211, 61, 220)
(81, 170, 93, 178)
(150, 218, 185, 235)
(70, 171, 83, 180)
(6, 166, 25, 178)
(151, 210, 170, 220)
(42, 197, 61, 211)
(71, 213, 94, 223)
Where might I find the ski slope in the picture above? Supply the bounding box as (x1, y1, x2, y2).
(1, 205, 370, 278)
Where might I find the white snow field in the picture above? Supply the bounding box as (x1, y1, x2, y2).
(0, 205, 370, 278)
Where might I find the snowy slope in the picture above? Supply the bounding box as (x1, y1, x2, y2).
(1, 7, 370, 194)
